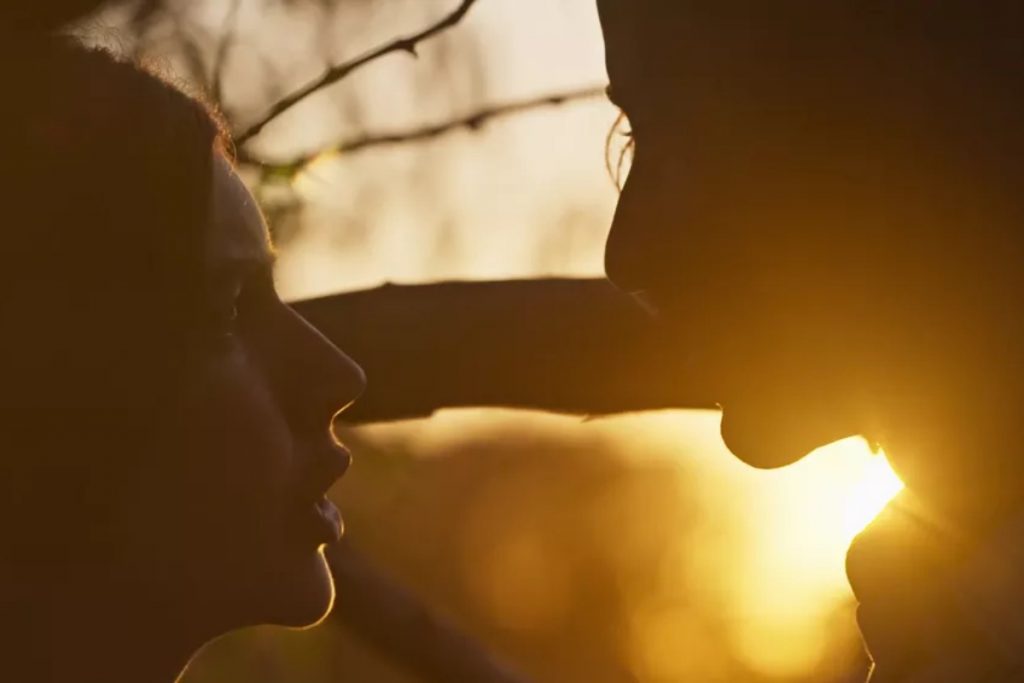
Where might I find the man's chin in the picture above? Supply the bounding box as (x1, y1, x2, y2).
(719, 405, 850, 469)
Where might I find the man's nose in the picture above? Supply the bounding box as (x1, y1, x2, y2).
(604, 166, 672, 299)
(605, 222, 653, 297)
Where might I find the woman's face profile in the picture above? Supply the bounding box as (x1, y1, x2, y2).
(125, 154, 366, 631)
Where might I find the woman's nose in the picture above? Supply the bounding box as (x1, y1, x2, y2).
(277, 306, 367, 432)
(319, 344, 367, 423)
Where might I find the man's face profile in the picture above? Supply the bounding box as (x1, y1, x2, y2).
(597, 0, 1024, 473)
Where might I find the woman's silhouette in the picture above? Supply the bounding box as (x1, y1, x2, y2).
(0, 7, 365, 682)
(597, 1, 1024, 679)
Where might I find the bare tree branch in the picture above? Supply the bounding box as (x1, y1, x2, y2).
(210, 0, 242, 106)
(235, 0, 482, 145)
(239, 85, 607, 178)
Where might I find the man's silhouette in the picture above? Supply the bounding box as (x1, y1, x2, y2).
(596, 1, 1024, 679)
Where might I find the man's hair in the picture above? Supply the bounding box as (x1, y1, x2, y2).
(604, 1, 1024, 89)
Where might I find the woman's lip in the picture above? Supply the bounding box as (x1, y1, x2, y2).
(323, 442, 352, 482)
(308, 497, 344, 545)
(299, 440, 352, 502)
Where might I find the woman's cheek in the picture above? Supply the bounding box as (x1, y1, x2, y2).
(175, 350, 295, 544)
(221, 357, 294, 497)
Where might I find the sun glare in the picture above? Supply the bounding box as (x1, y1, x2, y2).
(716, 435, 905, 678)
(588, 415, 911, 679)
(842, 447, 906, 538)
(371, 413, 909, 681)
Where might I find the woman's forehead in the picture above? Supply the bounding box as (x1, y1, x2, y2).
(209, 154, 272, 268)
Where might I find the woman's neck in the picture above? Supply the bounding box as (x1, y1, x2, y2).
(2, 575, 207, 683)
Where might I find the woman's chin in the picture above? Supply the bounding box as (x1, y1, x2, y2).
(264, 547, 337, 628)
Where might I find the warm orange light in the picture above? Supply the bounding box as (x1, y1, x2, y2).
(617, 422, 905, 679)
(363, 413, 908, 680)
(726, 438, 904, 678)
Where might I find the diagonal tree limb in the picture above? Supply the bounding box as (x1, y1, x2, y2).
(235, 0, 482, 145)
(239, 85, 608, 178)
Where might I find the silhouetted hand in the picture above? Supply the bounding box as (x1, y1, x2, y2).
(847, 492, 1024, 681)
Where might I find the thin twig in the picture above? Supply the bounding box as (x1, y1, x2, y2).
(240, 85, 607, 178)
(210, 0, 243, 106)
(235, 0, 482, 145)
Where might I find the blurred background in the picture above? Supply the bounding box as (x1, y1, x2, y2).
(86, 0, 903, 680)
